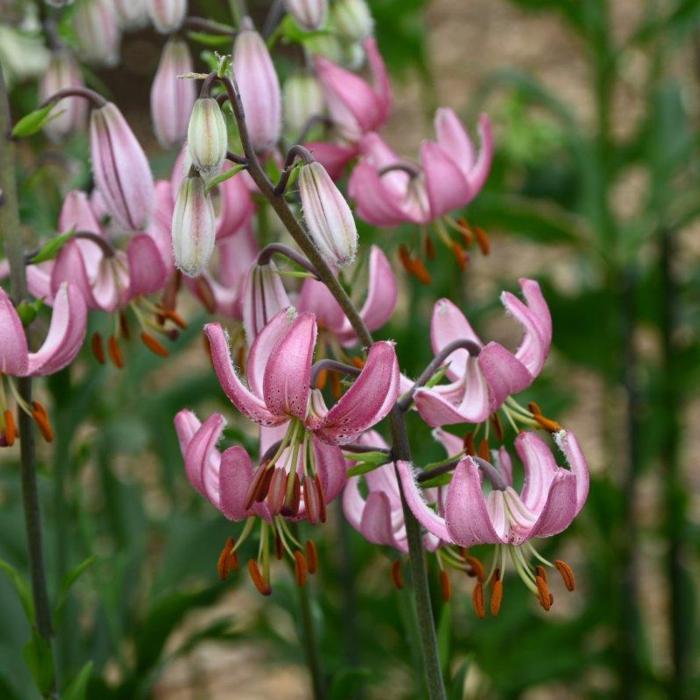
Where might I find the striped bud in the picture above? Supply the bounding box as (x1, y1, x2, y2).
(73, 0, 121, 67)
(146, 0, 187, 34)
(39, 51, 88, 142)
(284, 0, 327, 30)
(187, 97, 228, 175)
(332, 0, 373, 41)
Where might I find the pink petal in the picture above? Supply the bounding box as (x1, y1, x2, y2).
(242, 261, 291, 342)
(465, 113, 493, 198)
(147, 180, 175, 268)
(366, 462, 402, 511)
(514, 432, 558, 514)
(445, 457, 506, 546)
(363, 37, 392, 125)
(26, 282, 87, 376)
(528, 471, 579, 539)
(433, 428, 464, 458)
(297, 277, 345, 333)
(497, 446, 513, 487)
(430, 298, 482, 380)
(204, 322, 283, 427)
(434, 108, 475, 170)
(215, 167, 255, 239)
(315, 341, 399, 444)
(262, 312, 316, 421)
(421, 140, 470, 220)
(183, 412, 225, 507)
(219, 445, 256, 520)
(26, 264, 53, 302)
(478, 342, 533, 408)
(361, 491, 398, 547)
(312, 437, 347, 503)
(554, 430, 589, 514)
(305, 141, 358, 180)
(59, 190, 102, 235)
(126, 233, 168, 300)
(0, 287, 29, 375)
(51, 242, 99, 309)
(395, 460, 452, 543)
(342, 477, 366, 531)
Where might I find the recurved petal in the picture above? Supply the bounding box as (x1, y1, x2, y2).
(445, 457, 506, 546)
(434, 107, 475, 169)
(297, 278, 345, 333)
(465, 113, 494, 198)
(262, 312, 316, 420)
(312, 437, 347, 503)
(51, 242, 99, 309)
(430, 298, 482, 380)
(315, 341, 399, 444)
(219, 445, 256, 520)
(395, 460, 452, 543)
(126, 233, 168, 300)
(514, 431, 559, 514)
(204, 322, 283, 427)
(554, 430, 589, 515)
(0, 288, 29, 375)
(342, 477, 366, 531)
(361, 491, 399, 547)
(421, 140, 470, 219)
(527, 470, 579, 539)
(177, 410, 222, 502)
(26, 282, 87, 376)
(478, 341, 533, 409)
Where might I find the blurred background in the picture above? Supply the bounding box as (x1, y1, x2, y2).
(1, 0, 700, 698)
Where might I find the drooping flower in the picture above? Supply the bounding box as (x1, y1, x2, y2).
(413, 278, 551, 427)
(233, 18, 282, 152)
(39, 51, 88, 142)
(396, 429, 589, 614)
(0, 282, 87, 446)
(285, 0, 327, 30)
(151, 37, 196, 149)
(90, 101, 155, 231)
(73, 0, 121, 67)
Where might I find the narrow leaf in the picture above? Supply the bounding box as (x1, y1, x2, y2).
(11, 105, 55, 138)
(0, 558, 35, 624)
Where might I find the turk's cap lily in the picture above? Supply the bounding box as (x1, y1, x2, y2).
(90, 101, 155, 231)
(299, 160, 358, 267)
(285, 0, 328, 30)
(174, 409, 346, 521)
(0, 283, 87, 377)
(314, 37, 390, 142)
(414, 278, 552, 426)
(297, 245, 397, 346)
(233, 20, 282, 152)
(396, 430, 588, 548)
(205, 307, 400, 444)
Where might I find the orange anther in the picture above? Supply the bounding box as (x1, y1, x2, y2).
(350, 356, 365, 369)
(424, 234, 436, 261)
(293, 550, 308, 587)
(315, 368, 328, 390)
(390, 560, 404, 590)
(535, 575, 552, 611)
(533, 413, 563, 433)
(463, 432, 475, 456)
(449, 241, 469, 271)
(217, 537, 235, 580)
(554, 560, 576, 591)
(410, 257, 432, 285)
(158, 307, 187, 330)
(490, 569, 503, 616)
(194, 277, 216, 314)
(315, 477, 327, 524)
(31, 401, 53, 443)
(3, 409, 16, 446)
(474, 226, 491, 256)
(306, 541, 318, 575)
(439, 570, 451, 602)
(456, 218, 474, 246)
(91, 333, 105, 364)
(464, 554, 485, 582)
(478, 438, 490, 461)
(140, 332, 169, 358)
(472, 582, 486, 619)
(331, 370, 342, 399)
(108, 335, 124, 369)
(247, 560, 272, 596)
(274, 531, 284, 560)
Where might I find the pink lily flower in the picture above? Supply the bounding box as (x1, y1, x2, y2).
(413, 278, 552, 427)
(205, 307, 399, 443)
(396, 429, 589, 613)
(349, 109, 493, 227)
(0, 282, 87, 446)
(314, 37, 391, 142)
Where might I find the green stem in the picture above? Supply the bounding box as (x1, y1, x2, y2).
(296, 576, 326, 700)
(0, 67, 58, 698)
(220, 73, 446, 699)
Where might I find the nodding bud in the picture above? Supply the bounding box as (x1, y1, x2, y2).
(233, 20, 281, 152)
(113, 0, 149, 29)
(171, 174, 216, 277)
(90, 102, 155, 231)
(284, 0, 327, 30)
(332, 0, 373, 41)
(187, 97, 228, 175)
(39, 51, 87, 142)
(298, 161, 358, 267)
(283, 72, 325, 137)
(146, 0, 187, 33)
(242, 262, 290, 343)
(73, 0, 121, 67)
(151, 38, 196, 148)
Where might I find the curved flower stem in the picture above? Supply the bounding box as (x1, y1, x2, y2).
(38, 86, 106, 110)
(256, 242, 320, 278)
(310, 359, 361, 387)
(275, 144, 316, 195)
(0, 68, 58, 698)
(185, 16, 236, 35)
(218, 72, 447, 700)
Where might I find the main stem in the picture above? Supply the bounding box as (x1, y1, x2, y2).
(296, 572, 325, 699)
(0, 67, 57, 695)
(221, 75, 447, 700)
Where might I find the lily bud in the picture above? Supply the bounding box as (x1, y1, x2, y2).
(233, 20, 281, 152)
(113, 0, 149, 29)
(73, 0, 121, 67)
(151, 38, 196, 148)
(90, 102, 155, 231)
(283, 73, 325, 137)
(171, 174, 216, 277)
(299, 161, 357, 267)
(332, 0, 373, 41)
(242, 262, 291, 343)
(187, 97, 228, 174)
(146, 0, 187, 34)
(284, 0, 327, 30)
(39, 51, 87, 142)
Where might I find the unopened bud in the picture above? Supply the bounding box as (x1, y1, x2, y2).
(285, 0, 327, 30)
(90, 102, 155, 231)
(242, 262, 291, 343)
(171, 174, 216, 277)
(283, 72, 325, 137)
(151, 38, 196, 148)
(73, 0, 121, 67)
(299, 161, 357, 267)
(332, 0, 373, 41)
(233, 20, 281, 152)
(187, 97, 228, 175)
(146, 0, 187, 34)
(113, 0, 149, 29)
(39, 51, 87, 142)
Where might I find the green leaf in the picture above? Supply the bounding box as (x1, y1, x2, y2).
(62, 661, 93, 700)
(205, 164, 246, 192)
(22, 631, 54, 695)
(0, 558, 35, 624)
(346, 451, 392, 477)
(29, 229, 76, 264)
(186, 31, 234, 48)
(54, 555, 97, 623)
(11, 105, 56, 138)
(16, 299, 44, 326)
(418, 473, 452, 489)
(448, 661, 469, 700)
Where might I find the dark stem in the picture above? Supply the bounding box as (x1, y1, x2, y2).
(398, 338, 481, 411)
(225, 150, 248, 165)
(274, 144, 316, 196)
(417, 455, 506, 491)
(184, 16, 236, 35)
(378, 162, 422, 178)
(310, 359, 361, 387)
(256, 243, 320, 278)
(342, 443, 391, 455)
(296, 561, 326, 700)
(262, 0, 286, 38)
(0, 67, 58, 697)
(38, 86, 106, 110)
